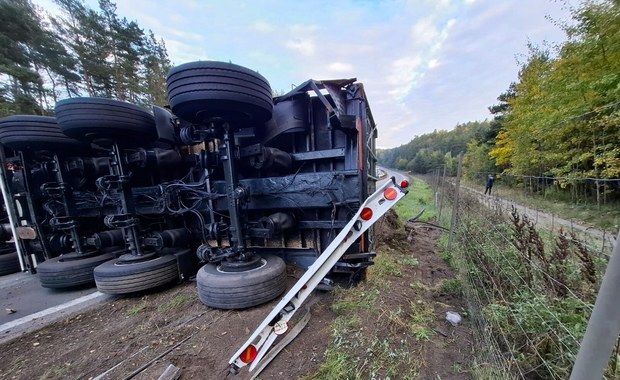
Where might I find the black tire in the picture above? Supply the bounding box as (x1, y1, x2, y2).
(0, 115, 89, 153)
(37, 252, 116, 289)
(94, 253, 180, 294)
(196, 254, 286, 309)
(0, 251, 21, 276)
(55, 97, 158, 146)
(167, 61, 273, 124)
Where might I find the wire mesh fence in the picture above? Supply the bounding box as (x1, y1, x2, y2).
(471, 171, 620, 213)
(426, 170, 618, 379)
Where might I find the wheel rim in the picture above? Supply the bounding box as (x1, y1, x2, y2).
(218, 255, 265, 273)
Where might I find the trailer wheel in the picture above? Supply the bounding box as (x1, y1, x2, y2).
(37, 252, 116, 289)
(0, 251, 20, 276)
(55, 97, 158, 146)
(166, 61, 273, 125)
(196, 254, 286, 309)
(94, 252, 180, 294)
(0, 115, 89, 153)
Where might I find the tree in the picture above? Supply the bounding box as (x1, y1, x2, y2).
(141, 30, 171, 107)
(378, 121, 492, 175)
(0, 0, 48, 115)
(0, 0, 172, 115)
(489, 0, 620, 180)
(463, 141, 496, 180)
(51, 0, 170, 104)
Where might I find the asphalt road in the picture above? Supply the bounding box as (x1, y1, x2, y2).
(0, 271, 110, 342)
(378, 167, 409, 188)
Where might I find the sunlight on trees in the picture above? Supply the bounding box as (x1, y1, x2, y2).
(0, 0, 172, 116)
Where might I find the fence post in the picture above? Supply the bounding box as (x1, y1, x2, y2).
(596, 180, 601, 211)
(448, 153, 463, 251)
(570, 230, 620, 380)
(437, 165, 447, 223)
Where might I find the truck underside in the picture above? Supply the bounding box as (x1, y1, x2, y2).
(0, 61, 379, 310)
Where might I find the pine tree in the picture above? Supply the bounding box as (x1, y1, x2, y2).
(141, 30, 171, 106)
(0, 0, 47, 115)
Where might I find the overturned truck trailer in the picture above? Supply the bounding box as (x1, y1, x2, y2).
(0, 61, 382, 309)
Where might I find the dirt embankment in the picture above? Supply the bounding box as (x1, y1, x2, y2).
(0, 212, 473, 380)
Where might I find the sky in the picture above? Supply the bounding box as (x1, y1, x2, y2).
(34, 0, 573, 148)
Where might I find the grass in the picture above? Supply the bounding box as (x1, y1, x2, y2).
(306, 213, 428, 379)
(393, 175, 437, 222)
(409, 281, 426, 290)
(399, 256, 419, 267)
(305, 175, 453, 380)
(469, 358, 517, 380)
(367, 246, 405, 283)
(158, 294, 192, 312)
(303, 312, 423, 380)
(372, 254, 402, 277)
(409, 300, 435, 341)
(436, 233, 456, 268)
(438, 279, 463, 297)
(39, 364, 71, 380)
(127, 302, 148, 316)
(331, 285, 378, 315)
(447, 186, 606, 378)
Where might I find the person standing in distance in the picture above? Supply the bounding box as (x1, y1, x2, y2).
(484, 174, 495, 195)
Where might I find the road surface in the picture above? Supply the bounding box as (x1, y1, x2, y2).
(0, 270, 111, 343)
(378, 167, 408, 187)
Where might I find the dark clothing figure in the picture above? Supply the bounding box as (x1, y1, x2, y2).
(484, 175, 495, 195)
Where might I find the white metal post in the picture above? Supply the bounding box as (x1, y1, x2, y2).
(570, 231, 620, 380)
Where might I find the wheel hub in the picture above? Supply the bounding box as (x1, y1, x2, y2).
(116, 251, 159, 264)
(58, 250, 100, 262)
(220, 254, 263, 272)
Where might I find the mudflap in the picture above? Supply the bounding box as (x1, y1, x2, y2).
(175, 248, 199, 281)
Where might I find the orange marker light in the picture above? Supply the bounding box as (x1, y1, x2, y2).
(383, 187, 398, 201)
(240, 345, 258, 364)
(400, 180, 409, 188)
(360, 207, 373, 221)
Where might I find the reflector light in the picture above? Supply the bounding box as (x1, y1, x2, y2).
(383, 187, 398, 201)
(400, 180, 409, 188)
(240, 345, 258, 364)
(360, 207, 373, 221)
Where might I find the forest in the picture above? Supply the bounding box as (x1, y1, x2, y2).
(379, 0, 620, 188)
(0, 0, 171, 116)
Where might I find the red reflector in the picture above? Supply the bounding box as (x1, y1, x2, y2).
(360, 207, 373, 221)
(240, 345, 258, 364)
(384, 187, 398, 201)
(400, 180, 409, 188)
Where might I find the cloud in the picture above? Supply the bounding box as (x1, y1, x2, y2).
(168, 30, 204, 43)
(252, 20, 276, 33)
(383, 16, 456, 102)
(30, 0, 571, 148)
(284, 24, 318, 56)
(169, 13, 186, 25)
(327, 62, 354, 74)
(165, 39, 208, 64)
(387, 55, 423, 98)
(411, 16, 440, 43)
(284, 39, 316, 56)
